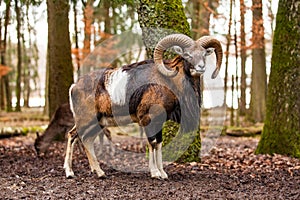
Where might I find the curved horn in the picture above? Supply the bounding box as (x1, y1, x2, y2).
(197, 36, 223, 79)
(154, 34, 194, 77)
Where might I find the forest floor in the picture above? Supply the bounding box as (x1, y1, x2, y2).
(0, 109, 300, 199)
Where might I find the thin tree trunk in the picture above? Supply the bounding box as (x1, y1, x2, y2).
(1, 0, 12, 111)
(190, 0, 218, 39)
(21, 32, 30, 108)
(103, 0, 111, 35)
(224, 0, 233, 109)
(250, 0, 267, 122)
(234, 16, 239, 127)
(82, 0, 94, 60)
(239, 0, 247, 115)
(0, 16, 4, 110)
(15, 0, 22, 111)
(230, 75, 234, 126)
(72, 0, 81, 78)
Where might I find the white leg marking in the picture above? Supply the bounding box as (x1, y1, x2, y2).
(64, 131, 76, 178)
(148, 143, 161, 178)
(156, 143, 168, 179)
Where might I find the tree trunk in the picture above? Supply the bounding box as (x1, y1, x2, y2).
(239, 0, 247, 115)
(1, 0, 12, 111)
(137, 0, 191, 59)
(47, 0, 74, 117)
(82, 0, 94, 60)
(0, 0, 12, 111)
(224, 0, 233, 109)
(15, 0, 22, 111)
(249, 0, 267, 122)
(190, 0, 218, 39)
(137, 0, 201, 163)
(103, 0, 111, 35)
(72, 0, 81, 78)
(256, 0, 300, 158)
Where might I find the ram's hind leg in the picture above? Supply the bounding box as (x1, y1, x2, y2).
(64, 125, 77, 178)
(98, 127, 115, 157)
(81, 123, 106, 178)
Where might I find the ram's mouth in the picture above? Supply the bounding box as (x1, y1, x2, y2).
(190, 69, 205, 76)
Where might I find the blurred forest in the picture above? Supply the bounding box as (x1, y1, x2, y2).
(0, 0, 299, 157)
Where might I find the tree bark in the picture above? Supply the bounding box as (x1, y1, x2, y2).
(224, 0, 233, 109)
(137, 0, 202, 163)
(72, 0, 81, 78)
(137, 0, 191, 59)
(47, 0, 74, 117)
(15, 0, 22, 111)
(0, 0, 12, 111)
(239, 0, 247, 115)
(190, 0, 218, 39)
(82, 0, 94, 60)
(250, 0, 267, 122)
(256, 0, 300, 158)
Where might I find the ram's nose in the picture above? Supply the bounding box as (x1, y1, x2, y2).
(195, 65, 206, 72)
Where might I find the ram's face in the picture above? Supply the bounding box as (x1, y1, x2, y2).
(173, 44, 215, 77)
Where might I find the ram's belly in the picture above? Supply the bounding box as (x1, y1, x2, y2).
(99, 115, 136, 127)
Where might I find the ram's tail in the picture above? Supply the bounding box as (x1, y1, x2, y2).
(69, 84, 76, 117)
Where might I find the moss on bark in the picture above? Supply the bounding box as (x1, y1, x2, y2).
(162, 121, 201, 163)
(137, 0, 191, 58)
(255, 0, 300, 158)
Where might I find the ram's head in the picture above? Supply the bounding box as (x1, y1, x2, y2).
(154, 34, 223, 79)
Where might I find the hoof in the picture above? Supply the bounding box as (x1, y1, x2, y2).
(159, 170, 168, 179)
(65, 169, 75, 179)
(150, 169, 161, 179)
(99, 174, 108, 179)
(66, 173, 76, 179)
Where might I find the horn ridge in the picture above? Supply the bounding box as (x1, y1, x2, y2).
(197, 36, 223, 79)
(154, 34, 194, 77)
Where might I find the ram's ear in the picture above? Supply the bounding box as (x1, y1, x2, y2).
(171, 46, 184, 55)
(205, 47, 215, 56)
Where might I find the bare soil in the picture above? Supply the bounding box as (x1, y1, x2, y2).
(0, 133, 300, 200)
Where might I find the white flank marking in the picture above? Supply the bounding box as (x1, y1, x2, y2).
(106, 69, 128, 106)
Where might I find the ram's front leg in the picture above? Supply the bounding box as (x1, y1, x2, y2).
(148, 141, 161, 179)
(155, 142, 168, 179)
(146, 126, 168, 179)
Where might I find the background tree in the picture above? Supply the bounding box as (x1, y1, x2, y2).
(82, 0, 94, 60)
(137, 0, 202, 163)
(0, 0, 12, 111)
(47, 0, 74, 117)
(14, 0, 22, 111)
(137, 0, 191, 58)
(249, 0, 267, 122)
(256, 0, 300, 158)
(189, 0, 219, 39)
(239, 0, 247, 116)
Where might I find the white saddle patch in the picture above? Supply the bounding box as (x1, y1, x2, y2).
(106, 69, 128, 106)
